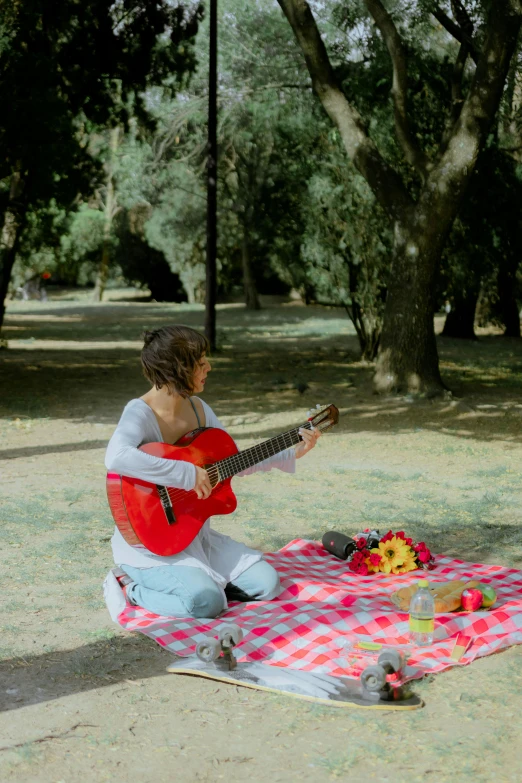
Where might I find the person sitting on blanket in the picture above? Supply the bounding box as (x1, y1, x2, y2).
(105, 324, 320, 619)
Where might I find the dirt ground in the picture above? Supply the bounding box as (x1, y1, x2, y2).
(1, 290, 521, 783)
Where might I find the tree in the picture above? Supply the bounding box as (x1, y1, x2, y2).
(440, 144, 522, 339)
(93, 125, 121, 301)
(300, 154, 390, 360)
(114, 205, 187, 302)
(0, 0, 201, 333)
(119, 1, 309, 307)
(277, 0, 522, 393)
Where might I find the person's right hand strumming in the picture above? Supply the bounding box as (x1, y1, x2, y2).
(194, 466, 212, 499)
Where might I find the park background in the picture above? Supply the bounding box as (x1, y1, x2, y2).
(1, 1, 522, 781)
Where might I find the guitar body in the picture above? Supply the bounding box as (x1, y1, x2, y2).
(106, 403, 339, 558)
(106, 427, 239, 556)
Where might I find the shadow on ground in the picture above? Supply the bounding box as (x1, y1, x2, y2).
(0, 440, 108, 461)
(1, 298, 522, 448)
(0, 634, 169, 714)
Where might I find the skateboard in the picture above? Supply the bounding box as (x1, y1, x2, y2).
(166, 624, 423, 710)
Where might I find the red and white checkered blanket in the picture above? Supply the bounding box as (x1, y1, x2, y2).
(117, 539, 522, 681)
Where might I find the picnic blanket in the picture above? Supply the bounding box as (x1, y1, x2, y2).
(113, 539, 522, 681)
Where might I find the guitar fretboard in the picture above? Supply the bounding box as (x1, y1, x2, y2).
(212, 421, 312, 480)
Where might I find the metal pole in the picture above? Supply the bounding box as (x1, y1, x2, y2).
(205, 0, 217, 350)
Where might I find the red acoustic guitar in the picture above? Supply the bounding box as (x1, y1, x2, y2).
(106, 403, 339, 556)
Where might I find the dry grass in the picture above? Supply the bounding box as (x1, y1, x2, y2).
(1, 292, 521, 782)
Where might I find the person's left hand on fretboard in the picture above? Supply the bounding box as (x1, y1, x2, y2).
(294, 426, 321, 459)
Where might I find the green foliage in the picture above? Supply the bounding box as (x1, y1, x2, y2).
(115, 206, 187, 301)
(1, 0, 202, 177)
(439, 144, 522, 334)
(0, 0, 202, 318)
(144, 164, 207, 302)
(4, 0, 522, 351)
(298, 137, 390, 359)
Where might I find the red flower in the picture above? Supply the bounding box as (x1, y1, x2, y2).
(418, 548, 432, 564)
(363, 528, 370, 533)
(350, 547, 375, 573)
(380, 531, 394, 543)
(405, 537, 413, 546)
(369, 552, 382, 566)
(414, 541, 427, 552)
(348, 557, 369, 574)
(395, 531, 406, 540)
(356, 537, 367, 550)
(350, 551, 365, 566)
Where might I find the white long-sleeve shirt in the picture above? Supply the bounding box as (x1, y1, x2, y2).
(105, 397, 295, 587)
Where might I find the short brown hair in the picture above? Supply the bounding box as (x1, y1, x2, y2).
(141, 325, 209, 397)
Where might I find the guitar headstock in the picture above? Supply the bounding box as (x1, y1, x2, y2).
(306, 403, 339, 433)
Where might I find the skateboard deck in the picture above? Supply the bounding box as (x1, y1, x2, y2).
(166, 657, 423, 710)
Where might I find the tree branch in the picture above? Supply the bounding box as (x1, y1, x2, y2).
(364, 0, 429, 178)
(450, 0, 473, 36)
(428, 2, 522, 209)
(431, 6, 479, 64)
(440, 2, 476, 148)
(449, 42, 469, 120)
(277, 0, 413, 221)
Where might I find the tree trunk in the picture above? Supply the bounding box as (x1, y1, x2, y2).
(344, 262, 382, 360)
(359, 321, 381, 361)
(498, 267, 521, 337)
(93, 126, 119, 302)
(241, 235, 261, 310)
(347, 303, 381, 361)
(0, 168, 26, 337)
(374, 219, 445, 394)
(277, 0, 522, 395)
(442, 290, 479, 339)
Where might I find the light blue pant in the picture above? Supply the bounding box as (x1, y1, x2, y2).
(122, 559, 281, 619)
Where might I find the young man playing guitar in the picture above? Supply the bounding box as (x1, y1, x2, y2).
(105, 324, 320, 619)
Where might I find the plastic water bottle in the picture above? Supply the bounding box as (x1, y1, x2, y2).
(408, 579, 434, 646)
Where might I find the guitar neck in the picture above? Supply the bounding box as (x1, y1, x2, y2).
(215, 421, 312, 480)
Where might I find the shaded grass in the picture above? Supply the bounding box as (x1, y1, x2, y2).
(2, 296, 522, 783)
(236, 461, 522, 567)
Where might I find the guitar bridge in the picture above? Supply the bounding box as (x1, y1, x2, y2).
(156, 485, 176, 525)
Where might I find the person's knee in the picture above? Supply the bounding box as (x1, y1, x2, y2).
(191, 585, 225, 618)
(259, 563, 281, 600)
(240, 561, 281, 601)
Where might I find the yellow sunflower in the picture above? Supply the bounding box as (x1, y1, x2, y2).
(391, 554, 418, 575)
(371, 537, 411, 574)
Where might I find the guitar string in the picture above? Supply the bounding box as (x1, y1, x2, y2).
(163, 423, 311, 504)
(160, 416, 331, 506)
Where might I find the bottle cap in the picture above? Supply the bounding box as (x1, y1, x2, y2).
(418, 579, 429, 588)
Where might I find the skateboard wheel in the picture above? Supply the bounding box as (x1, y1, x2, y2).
(218, 623, 243, 648)
(378, 650, 404, 674)
(196, 637, 221, 662)
(360, 664, 386, 692)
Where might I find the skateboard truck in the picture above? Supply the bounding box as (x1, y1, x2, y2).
(360, 650, 408, 703)
(195, 624, 244, 671)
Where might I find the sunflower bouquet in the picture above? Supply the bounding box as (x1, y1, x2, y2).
(347, 529, 434, 576)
